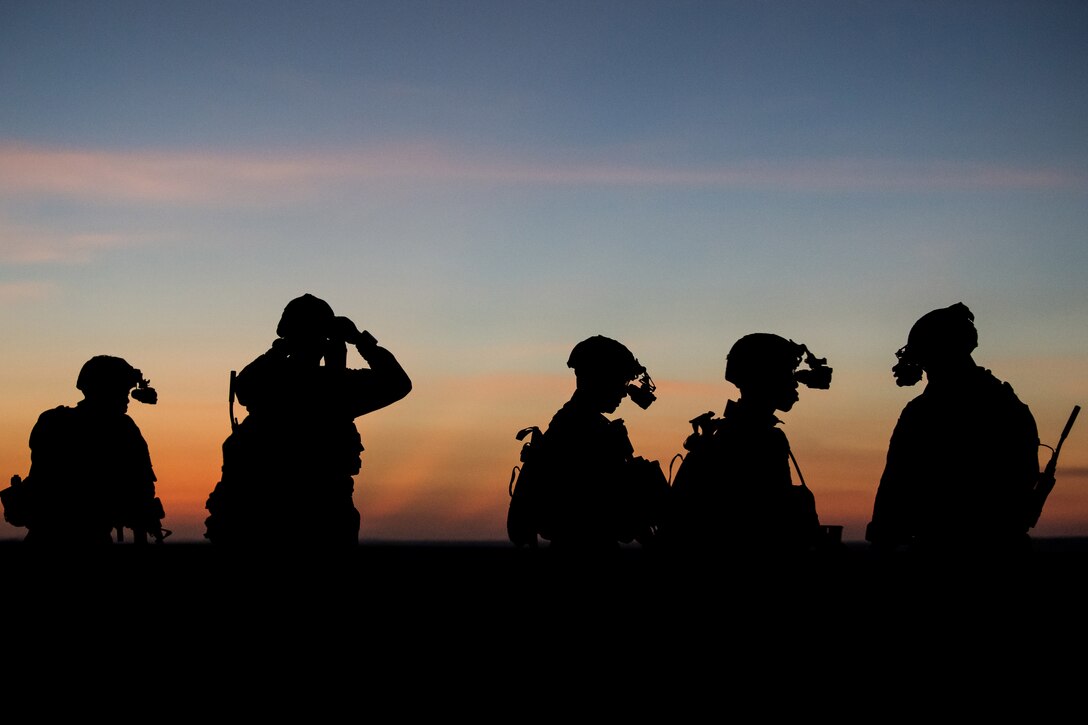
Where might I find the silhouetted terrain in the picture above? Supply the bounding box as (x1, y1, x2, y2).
(4, 537, 1086, 608)
(2, 537, 1083, 698)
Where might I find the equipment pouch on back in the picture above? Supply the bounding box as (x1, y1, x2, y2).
(1, 475, 35, 528)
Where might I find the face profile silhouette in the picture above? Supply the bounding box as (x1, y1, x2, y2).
(726, 334, 808, 413)
(76, 355, 158, 413)
(892, 302, 979, 386)
(567, 335, 652, 414)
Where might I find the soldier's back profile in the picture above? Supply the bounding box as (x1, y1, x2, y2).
(664, 333, 832, 556)
(867, 303, 1039, 554)
(507, 335, 667, 551)
(7, 355, 166, 546)
(205, 293, 412, 547)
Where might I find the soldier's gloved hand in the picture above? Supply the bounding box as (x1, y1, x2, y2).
(335, 316, 379, 356)
(334, 316, 363, 344)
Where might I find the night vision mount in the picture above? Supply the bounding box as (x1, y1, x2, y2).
(627, 368, 657, 409)
(130, 375, 158, 404)
(891, 346, 924, 387)
(794, 345, 832, 390)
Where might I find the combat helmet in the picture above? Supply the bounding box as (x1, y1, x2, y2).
(906, 302, 978, 360)
(276, 293, 336, 340)
(726, 333, 832, 390)
(893, 302, 977, 386)
(567, 335, 656, 408)
(567, 335, 643, 379)
(76, 355, 157, 404)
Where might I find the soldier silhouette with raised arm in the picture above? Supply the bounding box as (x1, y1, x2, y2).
(508, 335, 667, 551)
(865, 302, 1039, 555)
(2, 355, 166, 546)
(663, 333, 832, 556)
(204, 293, 412, 546)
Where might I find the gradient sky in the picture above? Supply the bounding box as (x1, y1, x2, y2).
(2, 0, 1086, 543)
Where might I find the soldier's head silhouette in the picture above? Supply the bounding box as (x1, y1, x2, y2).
(726, 333, 831, 413)
(275, 293, 339, 363)
(278, 293, 336, 339)
(76, 355, 157, 412)
(567, 335, 655, 414)
(893, 302, 977, 386)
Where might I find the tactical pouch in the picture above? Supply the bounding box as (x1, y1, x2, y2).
(0, 475, 34, 528)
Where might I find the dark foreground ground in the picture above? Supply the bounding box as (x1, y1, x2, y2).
(1, 538, 1085, 712)
(4, 536, 1086, 621)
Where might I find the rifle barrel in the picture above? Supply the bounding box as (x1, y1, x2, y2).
(1028, 405, 1081, 529)
(1055, 405, 1081, 458)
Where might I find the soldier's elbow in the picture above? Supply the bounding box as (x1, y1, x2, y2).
(396, 374, 413, 400)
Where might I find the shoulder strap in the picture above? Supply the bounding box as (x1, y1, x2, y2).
(229, 370, 239, 432)
(787, 447, 809, 489)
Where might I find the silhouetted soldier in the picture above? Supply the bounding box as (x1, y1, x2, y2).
(865, 302, 1039, 554)
(2, 356, 166, 546)
(204, 294, 412, 546)
(511, 335, 667, 551)
(663, 334, 832, 555)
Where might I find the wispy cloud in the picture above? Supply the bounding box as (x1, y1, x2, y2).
(0, 280, 56, 302)
(1, 142, 1083, 208)
(0, 222, 149, 265)
(0, 144, 334, 205)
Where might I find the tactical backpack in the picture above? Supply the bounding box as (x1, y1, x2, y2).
(507, 425, 545, 547)
(1, 472, 168, 542)
(669, 410, 832, 549)
(506, 421, 671, 548)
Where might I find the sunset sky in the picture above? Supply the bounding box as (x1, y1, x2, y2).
(2, 0, 1086, 544)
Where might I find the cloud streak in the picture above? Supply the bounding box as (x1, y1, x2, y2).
(0, 223, 148, 265)
(1, 142, 1083, 208)
(0, 280, 55, 303)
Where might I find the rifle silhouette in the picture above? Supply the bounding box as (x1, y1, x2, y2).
(1026, 405, 1080, 530)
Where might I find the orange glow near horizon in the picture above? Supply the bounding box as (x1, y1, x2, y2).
(1, 370, 1085, 544)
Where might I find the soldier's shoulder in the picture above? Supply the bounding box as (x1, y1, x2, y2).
(34, 405, 76, 426)
(976, 367, 1030, 405)
(899, 389, 930, 412)
(548, 400, 595, 427)
(119, 412, 144, 431)
(29, 406, 79, 448)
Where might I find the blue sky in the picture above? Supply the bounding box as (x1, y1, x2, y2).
(1, 1, 1086, 542)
